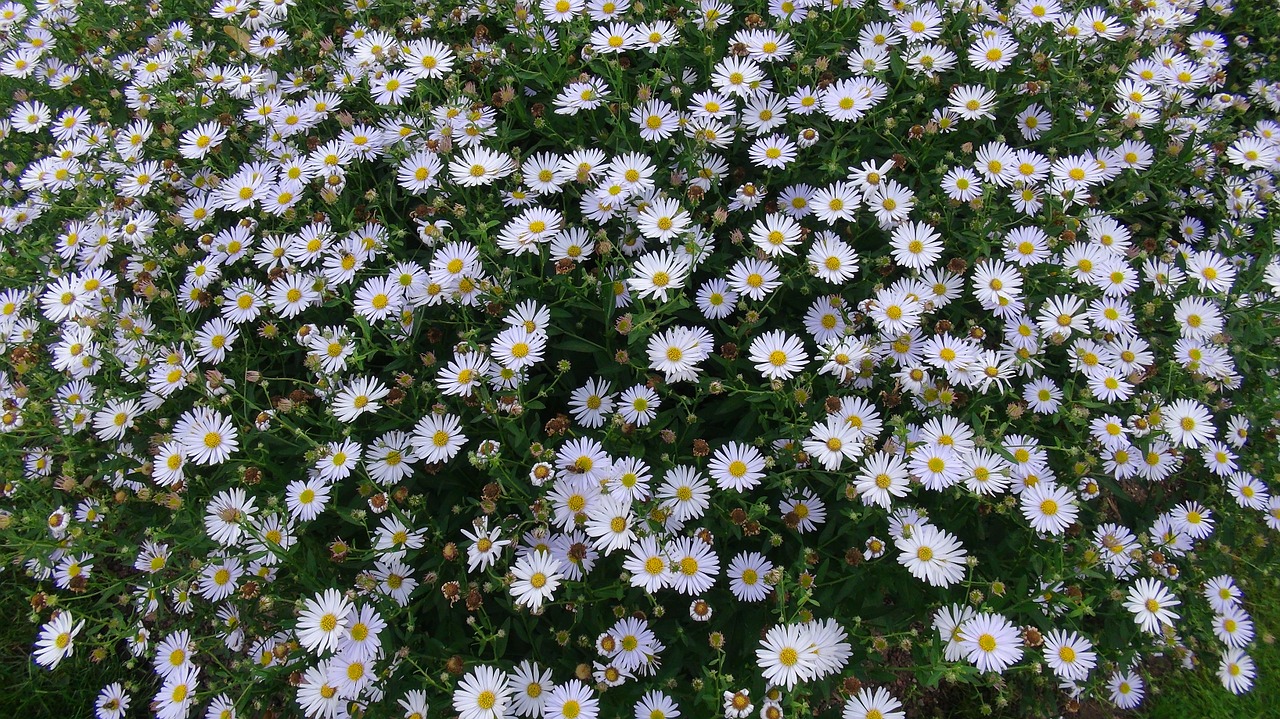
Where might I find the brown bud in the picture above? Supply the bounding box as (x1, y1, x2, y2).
(442, 542, 458, 561)
(691, 439, 710, 457)
(842, 676, 863, 696)
(442, 581, 461, 606)
(446, 655, 465, 675)
(1023, 627, 1043, 647)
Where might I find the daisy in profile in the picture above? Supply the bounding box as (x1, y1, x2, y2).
(897, 523, 968, 587)
(1042, 629, 1096, 681)
(33, 610, 84, 669)
(510, 551, 563, 610)
(749, 330, 809, 381)
(454, 664, 512, 719)
(727, 551, 774, 602)
(842, 687, 904, 719)
(708, 441, 765, 491)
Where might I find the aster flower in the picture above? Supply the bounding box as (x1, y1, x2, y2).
(1125, 578, 1181, 634)
(33, 610, 84, 669)
(897, 523, 968, 587)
